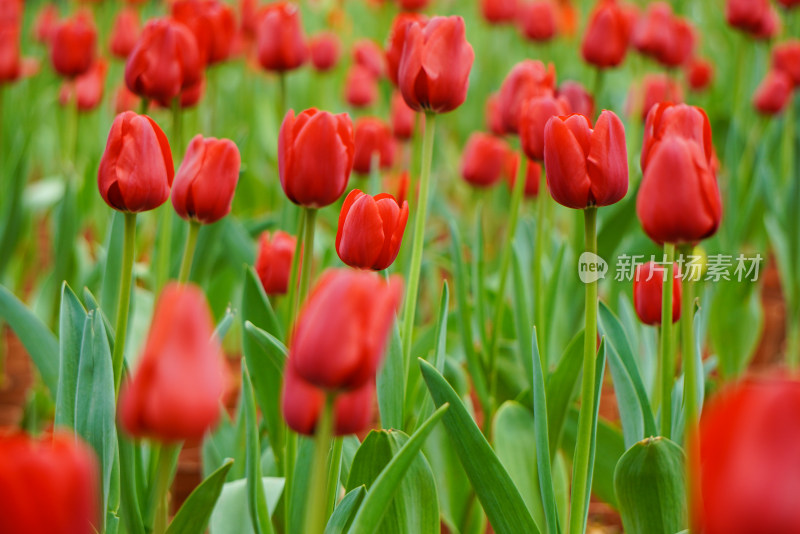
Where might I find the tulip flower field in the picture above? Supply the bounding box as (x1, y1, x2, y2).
(2, 0, 800, 532)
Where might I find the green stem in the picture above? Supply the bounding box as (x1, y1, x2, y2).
(533, 169, 548, 365)
(369, 151, 381, 196)
(401, 112, 436, 380)
(592, 68, 604, 112)
(278, 73, 287, 125)
(659, 243, 675, 438)
(283, 431, 297, 533)
(286, 208, 307, 329)
(679, 243, 698, 523)
(326, 437, 344, 516)
(787, 313, 800, 369)
(155, 206, 173, 294)
(139, 97, 149, 116)
(178, 221, 200, 284)
(305, 394, 335, 534)
(298, 208, 317, 308)
(113, 212, 137, 398)
(782, 94, 795, 191)
(568, 207, 598, 534)
(171, 97, 183, 159)
(152, 444, 180, 534)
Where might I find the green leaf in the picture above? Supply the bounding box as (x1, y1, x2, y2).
(377, 323, 404, 430)
(410, 281, 450, 428)
(708, 279, 763, 379)
(242, 265, 283, 340)
(213, 306, 236, 343)
(546, 331, 584, 458)
(347, 405, 448, 534)
(209, 477, 285, 534)
(100, 211, 125, 323)
(324, 486, 366, 534)
(419, 358, 539, 534)
(166, 459, 235, 534)
(288, 437, 315, 534)
(512, 249, 534, 387)
(242, 360, 275, 534)
(55, 283, 86, 429)
(581, 341, 608, 529)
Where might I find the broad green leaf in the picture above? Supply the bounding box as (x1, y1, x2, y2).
(242, 265, 283, 340)
(419, 358, 539, 534)
(242, 361, 275, 534)
(324, 486, 366, 534)
(209, 477, 285, 534)
(288, 437, 315, 534)
(117, 434, 145, 534)
(531, 329, 559, 534)
(166, 459, 235, 534)
(709, 279, 762, 379)
(55, 283, 86, 428)
(377, 323, 404, 430)
(546, 331, 584, 458)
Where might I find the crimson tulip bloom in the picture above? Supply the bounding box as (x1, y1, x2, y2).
(686, 58, 713, 92)
(98, 112, 174, 213)
(172, 135, 240, 224)
(309, 32, 340, 72)
(772, 40, 800, 87)
(119, 283, 225, 442)
(336, 189, 409, 271)
(481, 0, 518, 24)
(397, 0, 429, 10)
(693, 375, 800, 534)
(0, 13, 20, 84)
(391, 90, 416, 140)
(353, 39, 385, 79)
(109, 7, 139, 59)
(0, 432, 99, 534)
(753, 70, 793, 115)
(543, 111, 629, 209)
(50, 11, 96, 77)
(397, 16, 474, 114)
(33, 4, 58, 44)
(385, 12, 427, 86)
(256, 230, 298, 295)
(778, 0, 800, 7)
(507, 156, 543, 198)
(520, 95, 570, 161)
(752, 7, 780, 40)
(632, 3, 694, 67)
(279, 108, 355, 207)
(633, 261, 681, 325)
(581, 0, 634, 69)
(353, 117, 395, 174)
(558, 81, 595, 120)
(641, 103, 713, 172)
(289, 269, 403, 390)
(498, 60, 556, 134)
(172, 0, 236, 65)
(461, 133, 516, 188)
(59, 59, 107, 112)
(256, 2, 307, 72)
(518, 1, 557, 42)
(125, 18, 202, 103)
(345, 65, 378, 108)
(726, 0, 770, 34)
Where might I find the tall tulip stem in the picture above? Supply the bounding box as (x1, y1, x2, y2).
(659, 243, 675, 438)
(298, 208, 317, 308)
(306, 394, 335, 534)
(286, 209, 307, 328)
(178, 221, 200, 284)
(679, 243, 698, 520)
(113, 212, 136, 398)
(569, 206, 598, 534)
(533, 168, 548, 365)
(152, 444, 179, 534)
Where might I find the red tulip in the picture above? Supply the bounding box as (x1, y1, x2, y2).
(481, 0, 518, 24)
(239, 0, 260, 40)
(637, 136, 721, 244)
(632, 3, 694, 67)
(59, 59, 107, 112)
(0, 13, 20, 84)
(752, 6, 780, 40)
(385, 170, 410, 205)
(288, 269, 403, 390)
(109, 7, 140, 59)
(120, 283, 225, 442)
(279, 108, 355, 208)
(518, 1, 557, 42)
(125, 18, 202, 103)
(558, 0, 579, 36)
(543, 111, 629, 209)
(33, 4, 58, 44)
(98, 111, 174, 213)
(686, 58, 713, 92)
(50, 11, 96, 77)
(397, 0, 429, 10)
(693, 375, 800, 534)
(391, 90, 416, 140)
(256, 2, 307, 72)
(353, 39, 385, 79)
(336, 189, 409, 271)
(485, 92, 505, 136)
(281, 363, 375, 436)
(309, 32, 340, 72)
(256, 230, 298, 296)
(726, 0, 769, 34)
(772, 40, 800, 87)
(345, 64, 378, 108)
(507, 156, 543, 198)
(520, 95, 570, 161)
(633, 261, 681, 325)
(778, 0, 800, 8)
(558, 81, 595, 120)
(385, 12, 427, 86)
(0, 432, 99, 534)
(397, 16, 474, 113)
(753, 70, 793, 115)
(461, 133, 516, 188)
(581, 0, 634, 68)
(172, 0, 236, 65)
(353, 117, 395, 174)
(629, 73, 683, 120)
(641, 103, 713, 173)
(498, 60, 556, 134)
(171, 135, 240, 224)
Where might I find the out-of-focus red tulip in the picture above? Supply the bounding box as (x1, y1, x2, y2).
(385, 170, 410, 205)
(693, 375, 800, 534)
(629, 73, 683, 120)
(726, 0, 770, 34)
(397, 16, 474, 113)
(114, 84, 140, 114)
(641, 102, 713, 172)
(336, 189, 409, 271)
(558, 0, 578, 36)
(33, 4, 58, 44)
(256, 230, 298, 295)
(50, 11, 96, 77)
(345, 64, 378, 108)
(172, 135, 240, 224)
(98, 111, 174, 213)
(0, 432, 99, 534)
(281, 363, 375, 436)
(520, 95, 570, 161)
(353, 39, 385, 79)
(461, 132, 516, 188)
(753, 70, 793, 115)
(288, 269, 403, 390)
(498, 60, 556, 134)
(0, 12, 20, 83)
(632, 3, 694, 67)
(686, 58, 713, 92)
(772, 40, 800, 87)
(752, 6, 780, 40)
(309, 32, 340, 72)
(543, 111, 629, 209)
(558, 81, 595, 120)
(397, 0, 429, 10)
(385, 12, 427, 86)
(239, 0, 260, 39)
(173, 0, 236, 65)
(581, 0, 634, 68)
(109, 8, 139, 59)
(485, 92, 505, 136)
(481, 0, 518, 24)
(125, 18, 202, 103)
(518, 1, 557, 42)
(637, 136, 721, 244)
(507, 156, 543, 198)
(777, 0, 800, 8)
(59, 59, 107, 111)
(633, 261, 681, 325)
(256, 2, 307, 72)
(120, 283, 225, 442)
(391, 90, 416, 140)
(279, 108, 355, 207)
(353, 117, 395, 174)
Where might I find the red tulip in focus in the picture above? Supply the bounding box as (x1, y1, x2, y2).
(461, 132, 517, 188)
(256, 2, 307, 72)
(543, 110, 629, 209)
(397, 0, 429, 10)
(753, 70, 793, 115)
(686, 58, 713, 92)
(109, 7, 140, 59)
(336, 189, 409, 271)
(59, 59, 107, 112)
(485, 93, 505, 136)
(345, 64, 378, 108)
(0, 432, 99, 534)
(125, 18, 202, 103)
(287, 269, 403, 391)
(353, 39, 385, 79)
(120, 283, 225, 442)
(507, 156, 543, 198)
(632, 3, 694, 67)
(391, 90, 416, 140)
(172, 0, 236, 65)
(353, 117, 395, 174)
(50, 11, 96, 77)
(518, 1, 557, 43)
(98, 112, 174, 213)
(772, 40, 800, 87)
(397, 16, 474, 113)
(256, 230, 298, 296)
(520, 95, 570, 161)
(633, 261, 681, 325)
(693, 375, 800, 534)
(172, 135, 241, 224)
(279, 108, 355, 207)
(385, 12, 427, 86)
(558, 81, 594, 121)
(481, 0, 518, 24)
(309, 32, 340, 72)
(33, 4, 58, 44)
(498, 60, 556, 134)
(641, 103, 714, 173)
(581, 0, 634, 69)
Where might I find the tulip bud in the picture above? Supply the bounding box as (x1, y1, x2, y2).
(336, 189, 409, 271)
(279, 108, 355, 208)
(109, 7, 140, 59)
(520, 95, 570, 161)
(632, 3, 694, 67)
(59, 59, 107, 112)
(753, 70, 793, 115)
(581, 0, 634, 69)
(481, 0, 518, 24)
(256, 230, 298, 296)
(518, 1, 557, 43)
(289, 269, 403, 391)
(558, 81, 594, 121)
(461, 132, 517, 188)
(498, 60, 556, 134)
(50, 11, 96, 78)
(385, 12, 427, 86)
(633, 262, 681, 325)
(397, 16, 474, 113)
(345, 64, 378, 108)
(353, 117, 395, 175)
(256, 2, 307, 72)
(726, 0, 770, 34)
(771, 40, 800, 87)
(119, 283, 225, 442)
(98, 112, 174, 213)
(172, 0, 236, 65)
(686, 58, 713, 92)
(309, 32, 341, 72)
(391, 90, 416, 140)
(353, 39, 385, 79)
(778, 0, 800, 8)
(0, 3, 20, 84)
(33, 4, 58, 44)
(543, 110, 629, 209)
(641, 102, 714, 173)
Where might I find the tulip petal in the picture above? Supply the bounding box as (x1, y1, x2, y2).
(544, 117, 591, 209)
